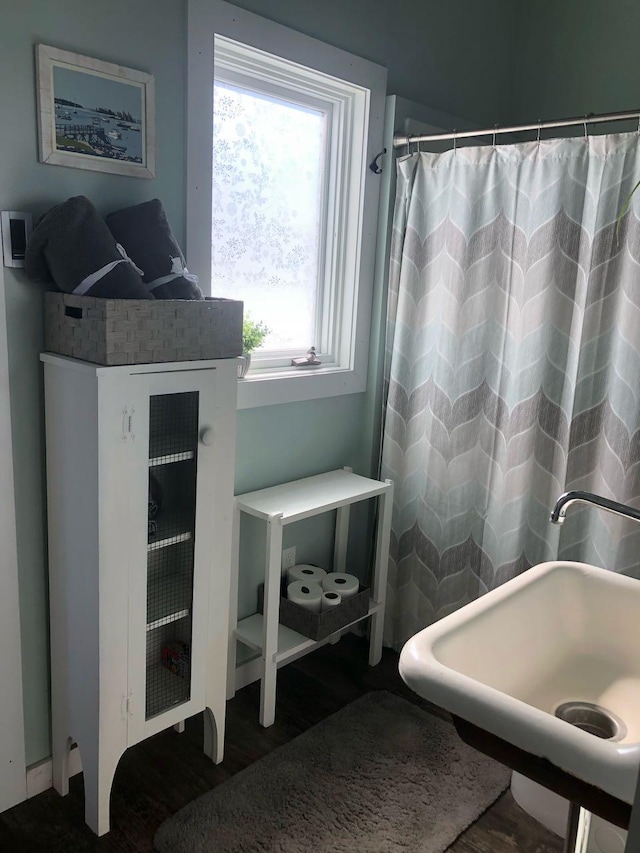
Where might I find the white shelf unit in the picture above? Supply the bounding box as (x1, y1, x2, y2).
(228, 467, 393, 727)
(42, 354, 238, 836)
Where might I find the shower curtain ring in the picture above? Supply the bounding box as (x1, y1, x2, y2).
(493, 125, 498, 147)
(584, 116, 589, 139)
(537, 120, 542, 143)
(637, 116, 640, 134)
(453, 130, 457, 153)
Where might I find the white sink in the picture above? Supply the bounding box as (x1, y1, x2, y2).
(399, 561, 640, 805)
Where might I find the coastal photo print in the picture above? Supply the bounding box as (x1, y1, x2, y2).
(36, 44, 155, 178)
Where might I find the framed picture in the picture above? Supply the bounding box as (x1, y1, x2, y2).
(36, 44, 155, 179)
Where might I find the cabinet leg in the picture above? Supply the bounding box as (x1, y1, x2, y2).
(259, 657, 277, 727)
(174, 720, 185, 734)
(79, 741, 121, 837)
(51, 732, 72, 797)
(203, 704, 224, 764)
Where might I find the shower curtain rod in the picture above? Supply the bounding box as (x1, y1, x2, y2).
(392, 108, 640, 148)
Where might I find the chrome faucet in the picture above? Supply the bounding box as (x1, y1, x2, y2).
(550, 490, 640, 525)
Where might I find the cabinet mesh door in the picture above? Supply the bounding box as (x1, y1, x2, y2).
(146, 392, 199, 719)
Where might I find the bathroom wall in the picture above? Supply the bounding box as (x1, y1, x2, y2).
(0, 0, 518, 765)
(513, 0, 640, 124)
(227, 0, 518, 125)
(0, 0, 187, 768)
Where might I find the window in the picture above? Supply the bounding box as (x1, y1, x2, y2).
(212, 60, 326, 361)
(187, 0, 387, 408)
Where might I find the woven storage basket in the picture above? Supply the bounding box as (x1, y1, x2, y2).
(258, 581, 370, 642)
(44, 292, 243, 365)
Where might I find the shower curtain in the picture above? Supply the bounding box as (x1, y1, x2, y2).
(381, 133, 640, 650)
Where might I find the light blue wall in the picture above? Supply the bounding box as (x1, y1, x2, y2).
(0, 0, 187, 767)
(235, 395, 369, 618)
(0, 0, 517, 765)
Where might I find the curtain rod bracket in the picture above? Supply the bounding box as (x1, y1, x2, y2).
(369, 148, 387, 174)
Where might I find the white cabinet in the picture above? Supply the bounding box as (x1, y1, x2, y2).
(227, 467, 393, 727)
(41, 354, 238, 836)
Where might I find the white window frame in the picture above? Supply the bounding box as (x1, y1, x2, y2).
(187, 0, 387, 409)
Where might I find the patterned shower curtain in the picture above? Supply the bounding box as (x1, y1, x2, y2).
(381, 133, 640, 651)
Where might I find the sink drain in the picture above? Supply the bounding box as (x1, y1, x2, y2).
(555, 701, 627, 742)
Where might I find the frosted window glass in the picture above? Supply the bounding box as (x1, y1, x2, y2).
(212, 82, 326, 352)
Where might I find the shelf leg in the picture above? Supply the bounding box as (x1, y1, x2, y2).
(260, 512, 284, 728)
(173, 720, 185, 734)
(227, 503, 242, 700)
(260, 654, 278, 728)
(369, 481, 393, 666)
(333, 504, 350, 574)
(329, 503, 351, 645)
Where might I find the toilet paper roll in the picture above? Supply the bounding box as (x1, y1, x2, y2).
(287, 580, 323, 613)
(321, 572, 359, 599)
(321, 591, 342, 612)
(287, 563, 327, 586)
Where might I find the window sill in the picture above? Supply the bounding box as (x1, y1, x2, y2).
(236, 365, 366, 409)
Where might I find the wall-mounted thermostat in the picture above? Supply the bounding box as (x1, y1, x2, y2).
(1, 211, 33, 268)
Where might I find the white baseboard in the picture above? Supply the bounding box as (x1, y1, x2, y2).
(26, 746, 83, 799)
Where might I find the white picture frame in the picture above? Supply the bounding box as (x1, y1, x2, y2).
(36, 44, 155, 179)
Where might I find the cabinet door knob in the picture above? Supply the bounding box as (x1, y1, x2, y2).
(200, 426, 214, 446)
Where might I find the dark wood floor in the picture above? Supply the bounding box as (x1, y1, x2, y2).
(1, 636, 563, 852)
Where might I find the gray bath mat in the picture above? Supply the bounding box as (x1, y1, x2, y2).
(155, 691, 510, 852)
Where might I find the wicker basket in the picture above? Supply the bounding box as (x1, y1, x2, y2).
(258, 581, 370, 642)
(44, 292, 243, 366)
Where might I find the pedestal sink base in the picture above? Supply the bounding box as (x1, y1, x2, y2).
(452, 716, 631, 830)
